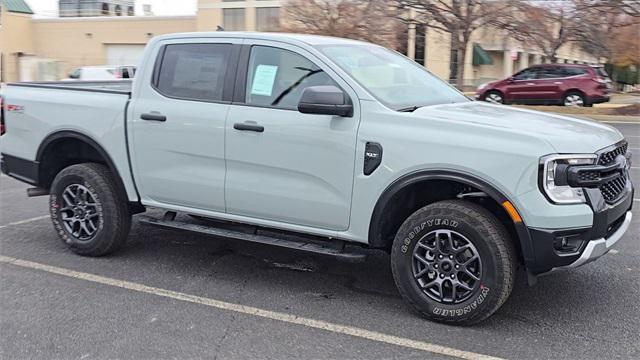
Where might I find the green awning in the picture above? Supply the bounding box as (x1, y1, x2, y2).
(1, 0, 34, 14)
(472, 43, 493, 66)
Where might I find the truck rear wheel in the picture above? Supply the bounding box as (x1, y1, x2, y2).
(391, 200, 516, 325)
(49, 163, 131, 256)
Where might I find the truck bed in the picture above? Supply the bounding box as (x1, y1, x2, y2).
(7, 80, 132, 95)
(1, 79, 137, 200)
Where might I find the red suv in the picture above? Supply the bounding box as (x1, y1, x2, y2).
(476, 64, 611, 107)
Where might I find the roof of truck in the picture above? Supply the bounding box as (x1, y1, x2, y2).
(154, 32, 371, 47)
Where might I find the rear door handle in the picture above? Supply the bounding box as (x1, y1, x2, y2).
(234, 123, 264, 133)
(141, 113, 167, 122)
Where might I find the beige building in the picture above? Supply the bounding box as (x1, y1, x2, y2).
(1, 0, 599, 85)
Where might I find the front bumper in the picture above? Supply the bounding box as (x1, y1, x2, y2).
(564, 211, 632, 269)
(526, 180, 634, 275)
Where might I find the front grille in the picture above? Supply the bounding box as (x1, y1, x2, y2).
(598, 142, 628, 165)
(578, 170, 599, 182)
(596, 141, 629, 204)
(599, 174, 627, 203)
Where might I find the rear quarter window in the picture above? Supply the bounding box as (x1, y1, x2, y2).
(155, 43, 232, 102)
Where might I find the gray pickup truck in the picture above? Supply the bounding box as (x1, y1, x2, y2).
(0, 32, 634, 325)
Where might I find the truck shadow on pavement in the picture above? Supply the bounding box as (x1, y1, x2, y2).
(118, 212, 630, 337)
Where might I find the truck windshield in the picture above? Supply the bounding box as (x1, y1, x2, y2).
(318, 44, 469, 111)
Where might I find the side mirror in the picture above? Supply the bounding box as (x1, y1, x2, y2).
(298, 85, 353, 117)
(507, 77, 515, 83)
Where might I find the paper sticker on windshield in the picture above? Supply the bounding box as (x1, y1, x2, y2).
(250, 64, 278, 96)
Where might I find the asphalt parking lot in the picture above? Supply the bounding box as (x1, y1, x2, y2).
(1, 121, 639, 360)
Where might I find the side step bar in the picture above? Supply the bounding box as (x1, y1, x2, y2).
(137, 215, 366, 262)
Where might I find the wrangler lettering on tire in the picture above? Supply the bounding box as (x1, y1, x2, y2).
(49, 163, 131, 256)
(391, 200, 516, 325)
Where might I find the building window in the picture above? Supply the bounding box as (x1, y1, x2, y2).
(115, 5, 122, 16)
(127, 6, 134, 16)
(223, 8, 245, 31)
(449, 48, 459, 83)
(415, 24, 426, 66)
(256, 7, 280, 32)
(101, 3, 110, 15)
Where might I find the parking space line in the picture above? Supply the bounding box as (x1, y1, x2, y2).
(0, 255, 503, 360)
(0, 215, 50, 230)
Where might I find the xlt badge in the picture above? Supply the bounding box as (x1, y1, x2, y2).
(364, 142, 383, 176)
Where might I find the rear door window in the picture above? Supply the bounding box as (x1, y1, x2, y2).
(155, 43, 232, 102)
(559, 67, 588, 77)
(535, 67, 561, 79)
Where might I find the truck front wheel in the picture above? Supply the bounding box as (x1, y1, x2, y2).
(391, 200, 516, 325)
(49, 163, 131, 256)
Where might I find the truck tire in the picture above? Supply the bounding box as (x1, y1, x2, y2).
(391, 200, 516, 325)
(49, 163, 131, 256)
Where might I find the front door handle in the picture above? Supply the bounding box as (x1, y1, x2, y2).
(234, 123, 264, 133)
(141, 113, 167, 122)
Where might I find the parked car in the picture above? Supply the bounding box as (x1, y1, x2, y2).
(0, 33, 633, 325)
(476, 64, 612, 107)
(65, 65, 136, 81)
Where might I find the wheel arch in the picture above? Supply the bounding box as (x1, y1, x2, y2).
(562, 88, 586, 98)
(368, 170, 534, 265)
(36, 130, 139, 210)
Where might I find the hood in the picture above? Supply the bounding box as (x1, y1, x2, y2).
(412, 101, 623, 154)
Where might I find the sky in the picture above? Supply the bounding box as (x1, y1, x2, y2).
(26, 0, 198, 17)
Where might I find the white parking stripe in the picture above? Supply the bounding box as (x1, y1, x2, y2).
(0, 215, 49, 229)
(601, 121, 640, 124)
(0, 255, 503, 360)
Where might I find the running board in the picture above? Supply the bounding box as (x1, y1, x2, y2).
(137, 215, 366, 262)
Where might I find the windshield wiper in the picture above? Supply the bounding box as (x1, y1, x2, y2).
(397, 105, 422, 112)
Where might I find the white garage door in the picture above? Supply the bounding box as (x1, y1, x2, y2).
(106, 45, 146, 66)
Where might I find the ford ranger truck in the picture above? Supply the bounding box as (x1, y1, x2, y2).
(0, 33, 633, 325)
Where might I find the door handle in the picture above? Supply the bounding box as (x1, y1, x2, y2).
(141, 113, 167, 122)
(234, 123, 264, 133)
(526, 83, 535, 86)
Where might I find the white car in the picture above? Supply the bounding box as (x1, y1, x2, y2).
(65, 65, 136, 81)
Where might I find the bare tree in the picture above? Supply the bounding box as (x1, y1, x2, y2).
(281, 0, 399, 49)
(393, 0, 509, 89)
(496, 1, 580, 64)
(572, 0, 640, 62)
(498, 0, 640, 64)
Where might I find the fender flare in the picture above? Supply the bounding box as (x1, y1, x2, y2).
(368, 169, 534, 265)
(36, 130, 131, 201)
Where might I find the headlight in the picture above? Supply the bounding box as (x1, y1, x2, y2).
(540, 154, 597, 204)
(477, 83, 488, 90)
